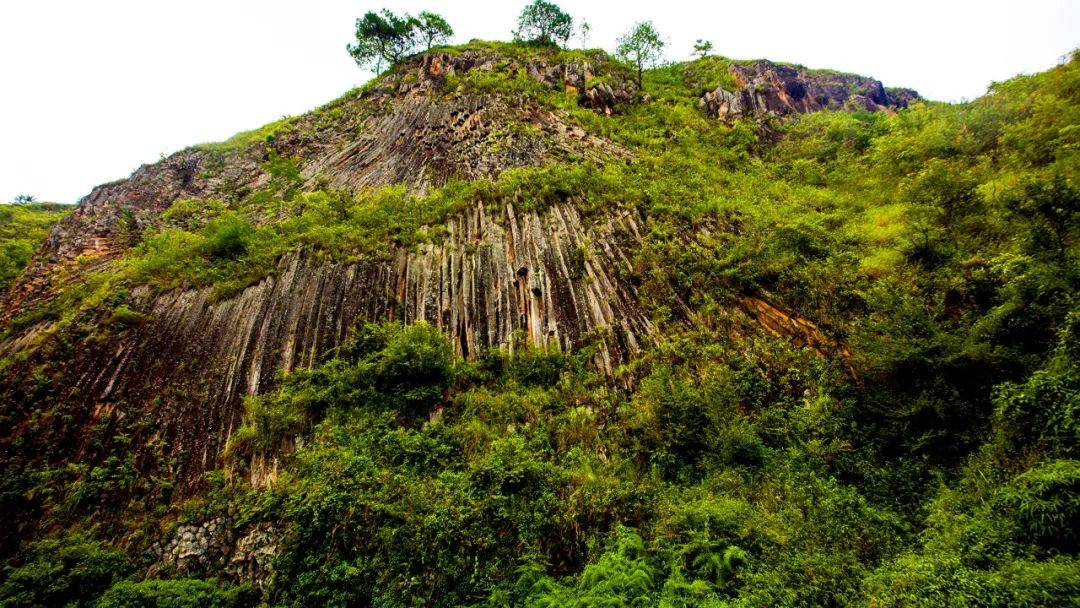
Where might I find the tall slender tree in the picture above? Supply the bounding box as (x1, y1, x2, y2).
(578, 20, 592, 48)
(616, 21, 665, 87)
(416, 11, 453, 50)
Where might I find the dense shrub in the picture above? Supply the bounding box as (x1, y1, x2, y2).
(95, 578, 256, 608)
(0, 535, 131, 608)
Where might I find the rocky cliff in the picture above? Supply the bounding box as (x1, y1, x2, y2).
(5, 202, 659, 481)
(4, 48, 634, 322)
(700, 59, 918, 120)
(1, 46, 890, 488)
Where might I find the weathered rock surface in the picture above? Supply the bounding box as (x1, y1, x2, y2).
(413, 50, 637, 115)
(0, 48, 856, 492)
(700, 59, 918, 120)
(3, 50, 632, 322)
(150, 517, 232, 574)
(150, 517, 279, 589)
(3, 202, 655, 484)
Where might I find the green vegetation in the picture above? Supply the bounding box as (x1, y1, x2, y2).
(616, 21, 666, 87)
(192, 117, 295, 154)
(693, 39, 714, 59)
(95, 579, 256, 608)
(514, 0, 574, 46)
(1, 31, 1078, 608)
(0, 203, 69, 290)
(348, 9, 454, 75)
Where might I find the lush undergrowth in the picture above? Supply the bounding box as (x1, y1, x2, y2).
(0, 42, 1078, 607)
(0, 203, 69, 290)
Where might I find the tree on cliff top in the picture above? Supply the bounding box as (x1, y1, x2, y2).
(348, 9, 453, 74)
(616, 21, 666, 87)
(416, 11, 454, 50)
(693, 39, 714, 58)
(514, 0, 574, 46)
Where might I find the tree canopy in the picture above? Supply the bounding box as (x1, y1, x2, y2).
(416, 11, 453, 50)
(692, 39, 714, 58)
(616, 21, 665, 86)
(514, 0, 574, 46)
(347, 9, 453, 74)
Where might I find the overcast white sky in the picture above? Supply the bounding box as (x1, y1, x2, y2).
(1, 0, 1077, 203)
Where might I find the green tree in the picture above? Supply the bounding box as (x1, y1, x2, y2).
(416, 11, 453, 50)
(692, 39, 713, 58)
(1005, 174, 1079, 262)
(514, 0, 573, 46)
(616, 21, 665, 87)
(347, 9, 419, 75)
(578, 19, 592, 48)
(11, 194, 36, 205)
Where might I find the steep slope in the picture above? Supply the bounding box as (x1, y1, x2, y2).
(4, 47, 632, 322)
(0, 45, 650, 487)
(0, 44, 875, 487)
(699, 58, 918, 119)
(2, 40, 1077, 608)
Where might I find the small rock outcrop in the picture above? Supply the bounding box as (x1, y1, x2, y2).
(414, 50, 637, 115)
(150, 518, 279, 590)
(700, 59, 918, 120)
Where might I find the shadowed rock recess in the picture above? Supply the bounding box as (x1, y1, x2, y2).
(1, 47, 871, 484)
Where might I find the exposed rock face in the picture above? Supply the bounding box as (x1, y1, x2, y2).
(0, 48, 856, 492)
(414, 50, 637, 115)
(5, 150, 262, 318)
(226, 525, 280, 590)
(700, 59, 918, 120)
(736, 296, 850, 360)
(3, 202, 655, 484)
(150, 517, 279, 590)
(3, 49, 633, 322)
(150, 517, 232, 575)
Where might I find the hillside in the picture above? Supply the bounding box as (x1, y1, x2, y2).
(0, 40, 1077, 607)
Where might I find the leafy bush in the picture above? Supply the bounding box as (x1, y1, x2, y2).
(996, 459, 1080, 553)
(0, 534, 131, 608)
(95, 578, 256, 608)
